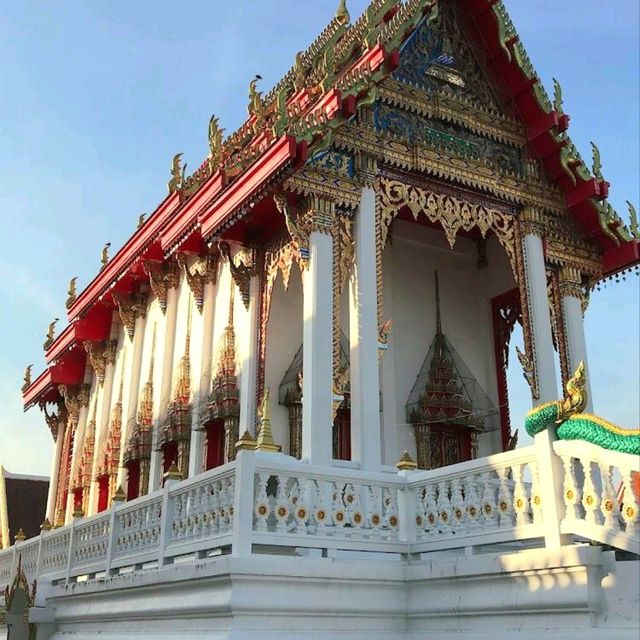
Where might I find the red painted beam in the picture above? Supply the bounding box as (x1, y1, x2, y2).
(45, 324, 76, 365)
(22, 369, 55, 410)
(603, 239, 640, 277)
(200, 135, 298, 239)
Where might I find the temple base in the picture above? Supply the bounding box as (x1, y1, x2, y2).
(16, 546, 638, 640)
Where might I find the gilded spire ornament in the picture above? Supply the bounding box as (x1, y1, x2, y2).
(396, 450, 417, 471)
(14, 528, 25, 542)
(101, 242, 111, 271)
(66, 276, 78, 309)
(22, 365, 32, 393)
(255, 388, 281, 453)
(167, 153, 186, 194)
(43, 318, 59, 351)
(591, 142, 604, 181)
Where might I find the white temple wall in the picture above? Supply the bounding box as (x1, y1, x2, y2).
(265, 267, 303, 454)
(385, 221, 513, 463)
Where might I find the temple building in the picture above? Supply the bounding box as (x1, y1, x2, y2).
(2, 1, 639, 638)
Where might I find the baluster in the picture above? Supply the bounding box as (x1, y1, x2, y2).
(497, 467, 515, 528)
(254, 472, 270, 532)
(291, 477, 309, 534)
(350, 484, 365, 532)
(512, 463, 531, 526)
(450, 478, 467, 534)
(227, 476, 236, 528)
(219, 477, 230, 533)
(332, 482, 347, 530)
(313, 479, 331, 536)
(464, 475, 481, 531)
(422, 484, 438, 536)
(384, 487, 399, 539)
(414, 487, 426, 540)
(436, 480, 452, 534)
(481, 471, 498, 529)
(599, 463, 621, 532)
(620, 469, 639, 538)
(368, 485, 383, 537)
(273, 475, 290, 533)
(581, 460, 603, 526)
(529, 464, 543, 525)
(343, 483, 356, 530)
(560, 454, 581, 521)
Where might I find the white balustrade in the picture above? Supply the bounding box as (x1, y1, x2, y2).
(251, 458, 405, 553)
(0, 439, 636, 591)
(554, 439, 640, 554)
(409, 447, 542, 552)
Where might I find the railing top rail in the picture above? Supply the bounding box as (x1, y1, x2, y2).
(168, 461, 237, 496)
(407, 445, 537, 486)
(554, 439, 640, 471)
(253, 453, 406, 486)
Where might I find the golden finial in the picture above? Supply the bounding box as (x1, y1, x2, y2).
(112, 485, 126, 504)
(101, 242, 111, 271)
(552, 78, 564, 117)
(396, 450, 417, 471)
(22, 364, 32, 392)
(137, 213, 146, 228)
(558, 361, 588, 420)
(336, 0, 350, 24)
(163, 462, 182, 482)
(626, 201, 639, 238)
(43, 318, 59, 351)
(40, 518, 52, 531)
(66, 276, 78, 309)
(168, 153, 186, 194)
(14, 528, 26, 542)
(590, 142, 604, 181)
(255, 388, 281, 453)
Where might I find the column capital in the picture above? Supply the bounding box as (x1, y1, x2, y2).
(303, 194, 336, 234)
(58, 383, 91, 426)
(521, 205, 546, 238)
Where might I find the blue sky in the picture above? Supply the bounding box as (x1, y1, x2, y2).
(0, 0, 638, 475)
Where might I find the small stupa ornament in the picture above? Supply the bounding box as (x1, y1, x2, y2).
(255, 388, 281, 453)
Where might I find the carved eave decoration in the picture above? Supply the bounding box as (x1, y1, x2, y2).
(143, 258, 180, 314)
(112, 290, 148, 339)
(58, 383, 91, 426)
(177, 251, 219, 313)
(219, 242, 256, 310)
(83, 339, 117, 385)
(39, 398, 67, 441)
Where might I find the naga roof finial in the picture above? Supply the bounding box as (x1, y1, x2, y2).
(552, 78, 564, 117)
(248, 74, 264, 119)
(626, 201, 639, 238)
(590, 142, 604, 181)
(101, 242, 111, 271)
(336, 0, 350, 25)
(22, 364, 32, 392)
(208, 114, 225, 172)
(66, 276, 78, 309)
(137, 213, 146, 228)
(167, 153, 186, 194)
(43, 318, 59, 351)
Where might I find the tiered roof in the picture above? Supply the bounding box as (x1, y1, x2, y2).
(23, 0, 639, 414)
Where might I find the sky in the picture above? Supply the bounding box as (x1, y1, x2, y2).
(0, 0, 638, 476)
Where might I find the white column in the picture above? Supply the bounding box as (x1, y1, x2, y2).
(189, 280, 216, 477)
(45, 419, 65, 523)
(238, 275, 259, 437)
(349, 185, 382, 471)
(149, 286, 180, 491)
(559, 267, 594, 412)
(522, 214, 567, 548)
(302, 220, 334, 466)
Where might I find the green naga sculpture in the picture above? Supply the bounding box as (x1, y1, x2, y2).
(525, 362, 640, 456)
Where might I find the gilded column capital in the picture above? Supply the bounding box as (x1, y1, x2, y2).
(521, 205, 546, 238)
(58, 383, 91, 426)
(112, 290, 148, 339)
(219, 242, 257, 310)
(39, 399, 67, 441)
(177, 251, 219, 313)
(83, 339, 118, 385)
(354, 151, 377, 187)
(143, 258, 180, 313)
(303, 194, 336, 235)
(558, 265, 583, 299)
